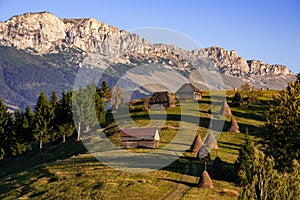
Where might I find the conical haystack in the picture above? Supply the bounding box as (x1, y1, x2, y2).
(228, 118, 240, 133)
(191, 135, 203, 154)
(197, 146, 211, 161)
(231, 92, 243, 106)
(220, 101, 232, 117)
(211, 156, 226, 179)
(203, 132, 218, 150)
(198, 170, 213, 188)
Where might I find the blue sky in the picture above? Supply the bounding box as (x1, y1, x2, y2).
(0, 0, 299, 73)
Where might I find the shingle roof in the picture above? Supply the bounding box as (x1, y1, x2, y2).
(176, 83, 201, 93)
(120, 128, 158, 137)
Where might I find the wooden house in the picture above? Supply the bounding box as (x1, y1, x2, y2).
(149, 91, 175, 108)
(120, 128, 160, 148)
(175, 83, 202, 100)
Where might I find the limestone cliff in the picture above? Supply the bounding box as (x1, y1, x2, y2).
(0, 12, 295, 83)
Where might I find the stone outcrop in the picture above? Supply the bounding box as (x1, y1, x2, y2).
(203, 46, 250, 76)
(202, 46, 291, 77)
(0, 12, 295, 84)
(0, 12, 151, 58)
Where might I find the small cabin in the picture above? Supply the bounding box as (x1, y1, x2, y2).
(175, 83, 202, 100)
(120, 128, 160, 148)
(149, 91, 175, 109)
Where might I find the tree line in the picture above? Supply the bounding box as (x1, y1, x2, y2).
(0, 81, 113, 160)
(236, 79, 300, 199)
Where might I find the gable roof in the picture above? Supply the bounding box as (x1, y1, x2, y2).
(149, 91, 170, 104)
(120, 128, 159, 140)
(176, 83, 201, 94)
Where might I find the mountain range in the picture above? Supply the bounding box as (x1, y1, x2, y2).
(0, 12, 296, 109)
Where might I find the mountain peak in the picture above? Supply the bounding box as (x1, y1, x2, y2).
(6, 11, 59, 22)
(0, 12, 295, 85)
(0, 11, 145, 55)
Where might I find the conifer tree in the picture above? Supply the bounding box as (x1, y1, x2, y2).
(23, 105, 34, 142)
(95, 91, 106, 125)
(49, 91, 60, 141)
(33, 92, 53, 151)
(99, 81, 111, 101)
(57, 90, 74, 143)
(264, 81, 300, 170)
(73, 84, 98, 140)
(0, 99, 13, 159)
(111, 85, 122, 110)
(235, 128, 255, 186)
(239, 148, 300, 200)
(10, 110, 32, 159)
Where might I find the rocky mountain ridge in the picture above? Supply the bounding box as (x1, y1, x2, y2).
(0, 12, 296, 109)
(0, 12, 294, 79)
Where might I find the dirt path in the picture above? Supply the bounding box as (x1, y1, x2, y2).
(162, 161, 198, 200)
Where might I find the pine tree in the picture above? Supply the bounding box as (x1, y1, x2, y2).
(73, 84, 98, 140)
(49, 91, 60, 141)
(23, 105, 34, 142)
(33, 92, 53, 151)
(95, 91, 106, 125)
(99, 81, 111, 101)
(235, 128, 255, 186)
(57, 90, 75, 143)
(239, 148, 300, 200)
(111, 85, 122, 110)
(9, 110, 32, 159)
(0, 99, 13, 159)
(264, 81, 300, 171)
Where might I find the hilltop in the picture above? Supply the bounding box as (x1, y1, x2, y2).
(0, 12, 296, 109)
(0, 89, 276, 199)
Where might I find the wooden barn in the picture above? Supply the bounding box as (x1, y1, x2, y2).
(149, 91, 175, 108)
(120, 128, 160, 148)
(176, 83, 202, 100)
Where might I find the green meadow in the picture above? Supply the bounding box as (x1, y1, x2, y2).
(0, 90, 280, 200)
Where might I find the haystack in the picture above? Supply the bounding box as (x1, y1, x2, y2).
(191, 135, 203, 154)
(210, 156, 226, 179)
(220, 101, 232, 117)
(231, 92, 243, 106)
(197, 146, 210, 161)
(198, 170, 213, 188)
(228, 118, 240, 133)
(203, 132, 218, 150)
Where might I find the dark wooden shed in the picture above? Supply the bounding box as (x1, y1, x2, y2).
(120, 128, 160, 148)
(149, 91, 175, 108)
(175, 83, 202, 100)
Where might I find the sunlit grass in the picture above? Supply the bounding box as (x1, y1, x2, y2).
(0, 90, 278, 199)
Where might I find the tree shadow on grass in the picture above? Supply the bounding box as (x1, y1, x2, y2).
(231, 110, 264, 122)
(162, 156, 237, 184)
(218, 141, 241, 151)
(160, 178, 198, 187)
(0, 166, 56, 199)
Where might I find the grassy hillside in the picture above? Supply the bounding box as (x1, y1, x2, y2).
(0, 90, 280, 199)
(0, 46, 80, 109)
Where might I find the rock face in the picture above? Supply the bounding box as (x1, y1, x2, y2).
(0, 12, 151, 57)
(247, 60, 291, 76)
(203, 46, 250, 76)
(0, 12, 296, 90)
(203, 46, 291, 77)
